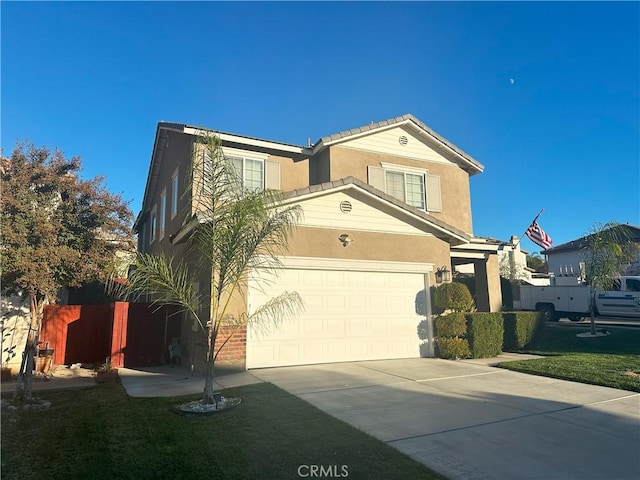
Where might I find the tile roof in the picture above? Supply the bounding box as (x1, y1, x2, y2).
(318, 113, 484, 173)
(543, 225, 640, 253)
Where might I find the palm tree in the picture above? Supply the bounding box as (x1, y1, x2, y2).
(583, 222, 639, 336)
(120, 132, 302, 404)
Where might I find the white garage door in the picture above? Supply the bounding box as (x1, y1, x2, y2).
(247, 266, 427, 369)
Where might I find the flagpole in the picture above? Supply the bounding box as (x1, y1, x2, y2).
(514, 208, 544, 248)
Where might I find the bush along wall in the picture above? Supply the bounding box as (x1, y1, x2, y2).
(434, 312, 471, 359)
(502, 311, 543, 351)
(466, 313, 504, 358)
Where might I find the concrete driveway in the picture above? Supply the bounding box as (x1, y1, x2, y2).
(253, 358, 640, 480)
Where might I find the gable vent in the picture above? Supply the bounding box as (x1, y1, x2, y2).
(399, 135, 408, 146)
(339, 200, 353, 213)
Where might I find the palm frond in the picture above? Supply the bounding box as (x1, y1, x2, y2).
(583, 222, 639, 289)
(246, 291, 304, 339)
(125, 253, 206, 331)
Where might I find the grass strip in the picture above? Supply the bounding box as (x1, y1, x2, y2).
(499, 325, 640, 392)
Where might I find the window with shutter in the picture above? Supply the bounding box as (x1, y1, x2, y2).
(426, 174, 442, 213)
(265, 160, 281, 190)
(369, 163, 441, 213)
(228, 155, 265, 191)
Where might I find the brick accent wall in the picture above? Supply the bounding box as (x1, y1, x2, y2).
(214, 325, 246, 361)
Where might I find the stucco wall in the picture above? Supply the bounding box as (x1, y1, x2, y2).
(327, 146, 473, 234)
(287, 226, 450, 285)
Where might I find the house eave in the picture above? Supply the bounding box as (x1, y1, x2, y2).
(278, 177, 471, 245)
(310, 114, 484, 176)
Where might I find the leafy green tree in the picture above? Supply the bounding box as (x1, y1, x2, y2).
(583, 222, 639, 335)
(1, 142, 134, 402)
(117, 132, 302, 405)
(526, 253, 548, 273)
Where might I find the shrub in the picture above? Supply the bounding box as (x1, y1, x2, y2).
(503, 311, 543, 351)
(434, 282, 474, 312)
(434, 312, 467, 337)
(466, 312, 503, 358)
(436, 337, 471, 359)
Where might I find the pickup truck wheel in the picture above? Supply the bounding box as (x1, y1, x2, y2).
(538, 305, 558, 322)
(568, 315, 584, 322)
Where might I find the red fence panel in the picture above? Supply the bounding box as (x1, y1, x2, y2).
(41, 304, 113, 366)
(123, 304, 182, 368)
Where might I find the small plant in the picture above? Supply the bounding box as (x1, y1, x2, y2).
(434, 282, 474, 312)
(96, 361, 113, 372)
(95, 361, 118, 384)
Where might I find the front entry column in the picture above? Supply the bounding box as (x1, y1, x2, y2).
(474, 254, 502, 312)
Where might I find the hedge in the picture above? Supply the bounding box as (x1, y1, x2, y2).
(434, 312, 467, 337)
(436, 337, 471, 359)
(502, 311, 543, 351)
(466, 312, 504, 358)
(434, 312, 470, 359)
(434, 282, 474, 312)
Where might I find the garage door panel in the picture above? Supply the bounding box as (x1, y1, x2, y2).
(345, 271, 366, 287)
(327, 295, 346, 311)
(247, 268, 425, 368)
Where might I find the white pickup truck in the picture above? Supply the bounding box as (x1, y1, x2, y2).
(515, 276, 640, 321)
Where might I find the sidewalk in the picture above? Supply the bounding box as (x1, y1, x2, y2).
(1, 365, 96, 395)
(118, 363, 263, 398)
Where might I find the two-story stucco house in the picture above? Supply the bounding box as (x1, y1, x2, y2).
(543, 225, 640, 279)
(136, 114, 503, 369)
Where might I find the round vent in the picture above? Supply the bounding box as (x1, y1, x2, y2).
(339, 200, 352, 213)
(399, 135, 408, 146)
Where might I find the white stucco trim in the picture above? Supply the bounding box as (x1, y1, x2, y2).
(379, 161, 429, 175)
(274, 256, 434, 273)
(451, 251, 489, 260)
(184, 127, 305, 154)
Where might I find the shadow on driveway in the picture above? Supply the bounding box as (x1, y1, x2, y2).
(252, 357, 640, 480)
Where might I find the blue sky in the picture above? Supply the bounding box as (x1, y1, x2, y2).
(2, 1, 638, 253)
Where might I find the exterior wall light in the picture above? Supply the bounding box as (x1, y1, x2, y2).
(435, 266, 451, 284)
(338, 234, 353, 247)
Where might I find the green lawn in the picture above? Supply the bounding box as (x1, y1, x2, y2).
(499, 325, 640, 392)
(1, 381, 445, 480)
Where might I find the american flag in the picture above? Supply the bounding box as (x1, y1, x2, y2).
(526, 221, 553, 249)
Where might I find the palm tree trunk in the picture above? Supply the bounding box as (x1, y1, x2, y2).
(203, 326, 216, 404)
(590, 290, 597, 335)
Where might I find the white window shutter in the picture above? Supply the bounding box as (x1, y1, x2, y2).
(265, 160, 280, 190)
(426, 174, 442, 212)
(367, 165, 385, 192)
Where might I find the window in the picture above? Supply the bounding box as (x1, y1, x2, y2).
(171, 169, 179, 218)
(139, 223, 147, 252)
(229, 156, 264, 191)
(159, 189, 166, 239)
(150, 207, 157, 244)
(368, 164, 441, 212)
(385, 170, 426, 209)
(625, 278, 640, 292)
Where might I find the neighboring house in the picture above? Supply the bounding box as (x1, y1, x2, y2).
(455, 235, 550, 286)
(135, 114, 503, 369)
(543, 225, 640, 280)
(1, 294, 30, 374)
